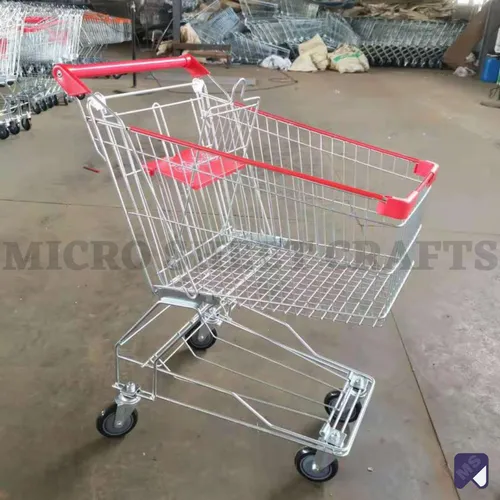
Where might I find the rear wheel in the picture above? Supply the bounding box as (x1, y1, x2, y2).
(324, 390, 362, 423)
(184, 322, 217, 350)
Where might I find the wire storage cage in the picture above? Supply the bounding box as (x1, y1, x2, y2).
(53, 55, 438, 482)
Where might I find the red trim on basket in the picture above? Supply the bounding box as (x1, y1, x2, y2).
(234, 103, 422, 164)
(129, 126, 438, 221)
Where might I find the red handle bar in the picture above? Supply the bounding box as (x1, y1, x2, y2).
(52, 55, 210, 97)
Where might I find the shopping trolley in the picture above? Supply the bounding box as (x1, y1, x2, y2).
(53, 56, 438, 482)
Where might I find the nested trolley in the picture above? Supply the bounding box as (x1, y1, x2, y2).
(54, 56, 438, 482)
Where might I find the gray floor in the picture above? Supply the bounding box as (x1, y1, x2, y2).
(0, 64, 499, 500)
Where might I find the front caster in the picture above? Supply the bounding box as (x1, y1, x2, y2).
(324, 389, 362, 423)
(0, 125, 9, 140)
(52, 95, 59, 106)
(96, 403, 138, 438)
(63, 95, 69, 105)
(40, 99, 48, 111)
(32, 102, 41, 114)
(184, 321, 217, 350)
(46, 98, 54, 109)
(295, 448, 339, 482)
(9, 122, 20, 135)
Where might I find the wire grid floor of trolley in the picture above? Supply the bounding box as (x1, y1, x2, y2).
(54, 55, 438, 483)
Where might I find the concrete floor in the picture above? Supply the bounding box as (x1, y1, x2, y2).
(1, 63, 499, 500)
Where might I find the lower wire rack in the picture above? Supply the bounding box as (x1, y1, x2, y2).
(97, 302, 375, 482)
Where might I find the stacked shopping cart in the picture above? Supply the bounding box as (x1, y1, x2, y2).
(0, 2, 28, 139)
(78, 11, 132, 64)
(0, 1, 131, 141)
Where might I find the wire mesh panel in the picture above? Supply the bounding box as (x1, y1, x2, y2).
(279, 0, 318, 18)
(350, 18, 466, 68)
(321, 13, 360, 49)
(227, 32, 290, 63)
(240, 0, 280, 20)
(191, 7, 241, 43)
(247, 15, 359, 50)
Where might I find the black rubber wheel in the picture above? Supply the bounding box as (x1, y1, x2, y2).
(184, 322, 217, 350)
(324, 390, 362, 423)
(295, 448, 339, 483)
(53, 95, 59, 106)
(21, 118, 31, 131)
(0, 125, 9, 140)
(8, 122, 20, 135)
(77, 94, 85, 101)
(96, 403, 138, 438)
(32, 102, 41, 114)
(63, 95, 69, 105)
(46, 98, 54, 109)
(113, 74, 122, 80)
(40, 99, 48, 111)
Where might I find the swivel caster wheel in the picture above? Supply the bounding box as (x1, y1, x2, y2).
(295, 448, 339, 483)
(46, 98, 54, 109)
(324, 389, 362, 423)
(0, 125, 9, 140)
(40, 99, 48, 111)
(32, 102, 41, 114)
(8, 122, 20, 135)
(113, 74, 122, 80)
(184, 321, 217, 350)
(96, 403, 138, 438)
(21, 118, 31, 131)
(52, 95, 59, 106)
(63, 95, 69, 105)
(77, 94, 85, 101)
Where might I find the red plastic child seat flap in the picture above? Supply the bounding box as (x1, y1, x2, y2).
(145, 148, 245, 190)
